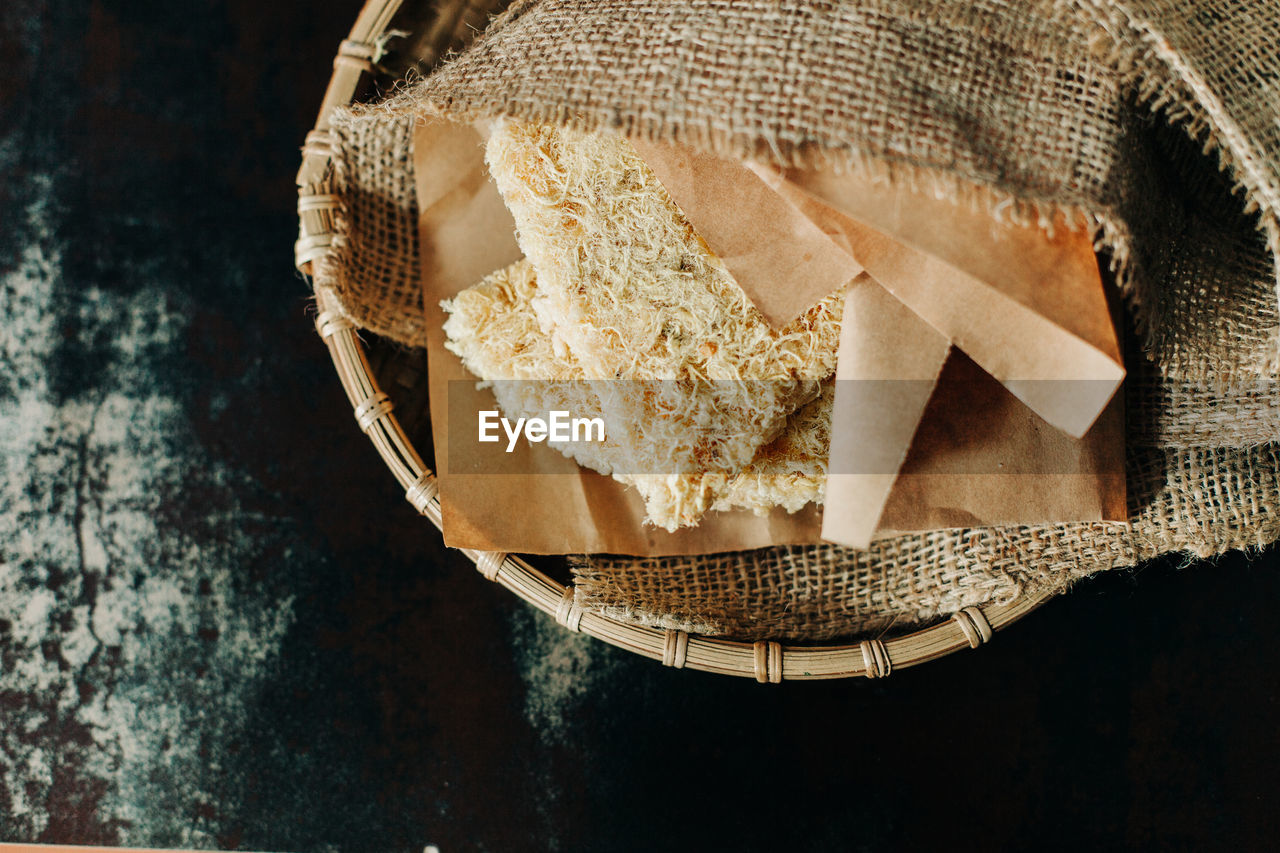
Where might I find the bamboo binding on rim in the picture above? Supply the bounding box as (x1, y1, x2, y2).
(296, 0, 1052, 680)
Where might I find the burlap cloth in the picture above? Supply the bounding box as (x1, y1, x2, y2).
(308, 0, 1280, 640)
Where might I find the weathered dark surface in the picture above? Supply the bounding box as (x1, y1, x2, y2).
(0, 2, 1277, 850)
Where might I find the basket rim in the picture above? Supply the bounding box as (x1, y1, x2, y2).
(294, 0, 1050, 681)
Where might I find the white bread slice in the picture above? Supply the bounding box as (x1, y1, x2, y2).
(443, 260, 832, 526)
(483, 120, 845, 509)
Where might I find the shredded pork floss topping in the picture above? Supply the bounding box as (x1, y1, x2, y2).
(454, 121, 847, 529)
(444, 260, 838, 529)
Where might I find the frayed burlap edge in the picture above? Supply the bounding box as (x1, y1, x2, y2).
(311, 111, 425, 346)
(571, 443, 1280, 642)
(361, 0, 1280, 379)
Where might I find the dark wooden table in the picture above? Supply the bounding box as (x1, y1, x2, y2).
(1, 2, 1276, 849)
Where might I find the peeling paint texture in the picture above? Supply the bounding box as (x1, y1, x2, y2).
(1, 194, 296, 845)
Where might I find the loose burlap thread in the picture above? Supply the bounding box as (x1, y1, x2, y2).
(308, 0, 1280, 640)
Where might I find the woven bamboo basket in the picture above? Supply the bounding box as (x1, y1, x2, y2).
(295, 0, 1054, 681)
